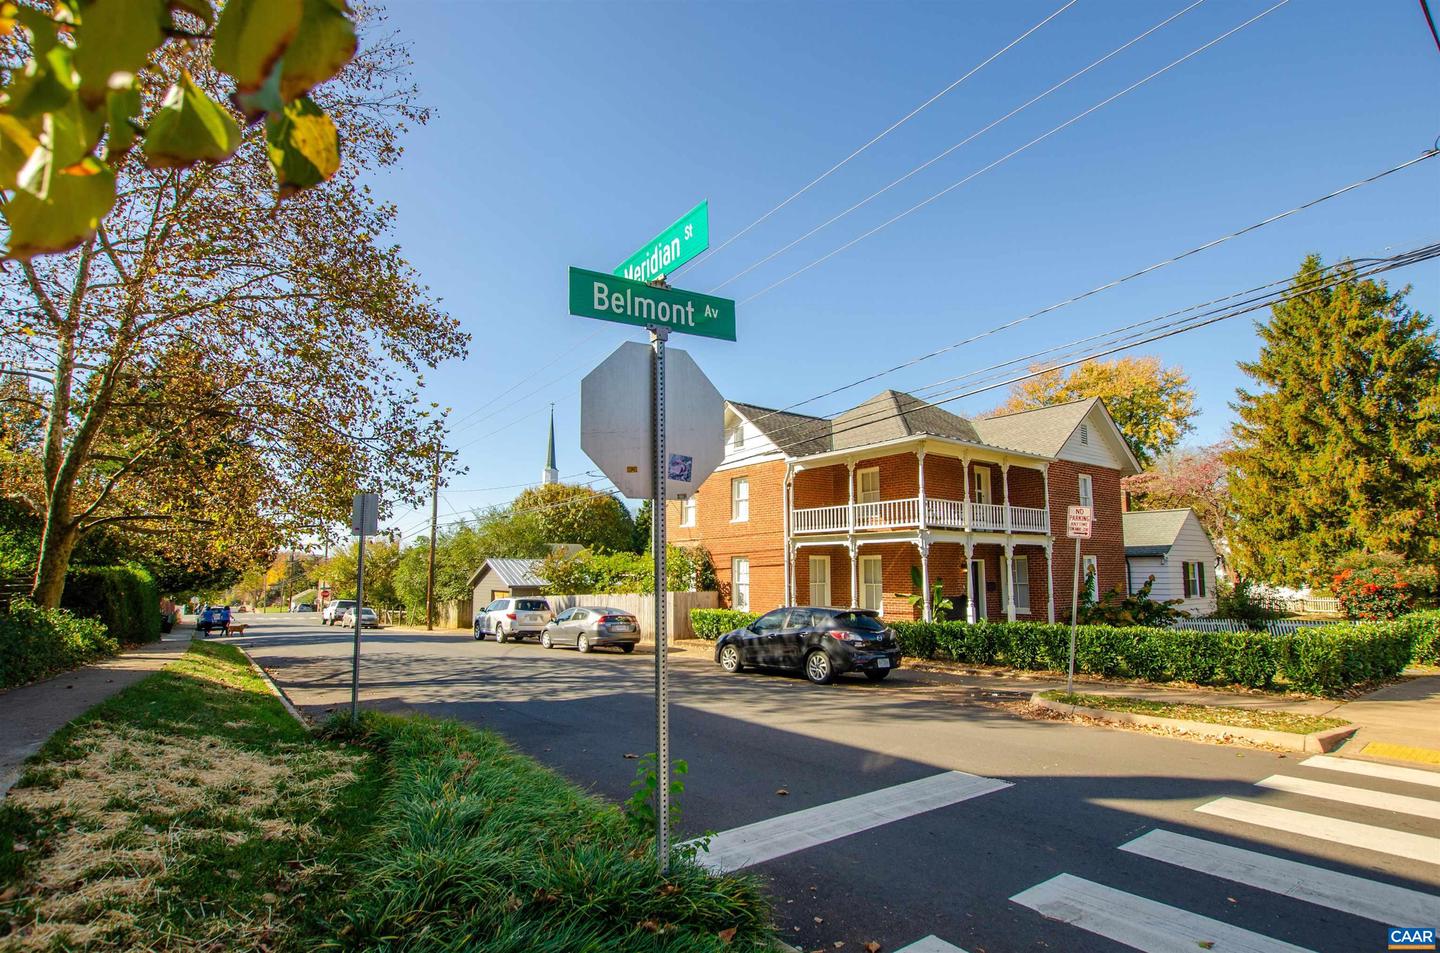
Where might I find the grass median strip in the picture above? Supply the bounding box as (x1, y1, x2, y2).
(1037, 690, 1351, 735)
(0, 641, 774, 952)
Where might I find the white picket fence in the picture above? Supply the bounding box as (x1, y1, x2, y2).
(545, 591, 718, 643)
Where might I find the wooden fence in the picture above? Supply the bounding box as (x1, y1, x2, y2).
(545, 591, 718, 643)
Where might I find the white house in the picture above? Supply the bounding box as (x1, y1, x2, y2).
(1122, 509, 1219, 616)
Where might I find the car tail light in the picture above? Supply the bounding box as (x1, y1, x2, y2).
(506, 612, 516, 620)
(829, 630, 865, 643)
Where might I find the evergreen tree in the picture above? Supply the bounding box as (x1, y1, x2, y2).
(1226, 255, 1440, 586)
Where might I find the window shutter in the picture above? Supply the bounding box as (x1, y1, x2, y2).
(1198, 563, 1206, 597)
(1182, 563, 1192, 598)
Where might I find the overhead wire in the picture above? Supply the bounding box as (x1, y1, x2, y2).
(669, 0, 1080, 279)
(737, 0, 1294, 306)
(707, 0, 1209, 293)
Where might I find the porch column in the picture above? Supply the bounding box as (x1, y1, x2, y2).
(846, 460, 856, 534)
(962, 454, 972, 532)
(1002, 461, 1013, 536)
(1045, 539, 1055, 624)
(1041, 463, 1051, 534)
(916, 449, 927, 530)
(783, 465, 794, 604)
(919, 535, 932, 622)
(1003, 541, 1016, 623)
(849, 539, 859, 610)
(963, 537, 976, 624)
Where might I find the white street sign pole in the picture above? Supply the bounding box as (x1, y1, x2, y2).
(352, 525, 365, 725)
(1068, 534, 1080, 695)
(650, 325, 671, 874)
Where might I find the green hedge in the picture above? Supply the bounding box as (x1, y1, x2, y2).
(0, 600, 119, 689)
(1399, 610, 1440, 665)
(61, 565, 160, 646)
(890, 618, 1413, 694)
(690, 608, 758, 640)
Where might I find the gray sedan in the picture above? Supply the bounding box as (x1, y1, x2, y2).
(541, 606, 640, 653)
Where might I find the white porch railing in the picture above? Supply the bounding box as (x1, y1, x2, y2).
(792, 498, 1051, 535)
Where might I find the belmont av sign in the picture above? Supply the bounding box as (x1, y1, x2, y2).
(615, 200, 708, 283)
(568, 267, 736, 341)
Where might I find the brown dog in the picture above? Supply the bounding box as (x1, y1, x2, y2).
(223, 622, 249, 637)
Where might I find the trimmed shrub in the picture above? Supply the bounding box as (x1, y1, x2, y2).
(0, 600, 119, 688)
(689, 608, 757, 640)
(62, 565, 160, 646)
(1333, 566, 1414, 620)
(1277, 622, 1415, 694)
(1400, 610, 1440, 665)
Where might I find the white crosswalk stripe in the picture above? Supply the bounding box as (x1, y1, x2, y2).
(1007, 763, 1440, 951)
(893, 937, 970, 953)
(1299, 754, 1440, 790)
(1256, 772, 1440, 820)
(1196, 796, 1440, 865)
(1120, 829, 1440, 926)
(1011, 873, 1316, 953)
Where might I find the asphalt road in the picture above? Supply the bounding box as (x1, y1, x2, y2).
(229, 614, 1440, 953)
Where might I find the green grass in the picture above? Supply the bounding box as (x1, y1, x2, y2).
(0, 642, 774, 952)
(1038, 690, 1352, 735)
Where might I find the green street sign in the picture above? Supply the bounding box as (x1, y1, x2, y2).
(615, 200, 709, 283)
(569, 267, 736, 341)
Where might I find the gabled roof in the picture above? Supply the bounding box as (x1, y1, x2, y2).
(831, 390, 980, 450)
(467, 557, 547, 590)
(1122, 509, 1192, 557)
(971, 398, 1098, 457)
(728, 401, 832, 456)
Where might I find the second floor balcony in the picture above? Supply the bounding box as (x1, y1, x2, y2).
(790, 497, 1050, 536)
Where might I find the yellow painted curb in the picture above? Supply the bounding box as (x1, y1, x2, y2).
(1361, 741, 1440, 766)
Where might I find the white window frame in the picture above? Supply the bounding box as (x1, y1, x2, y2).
(1082, 554, 1099, 600)
(856, 467, 881, 504)
(808, 555, 831, 607)
(731, 477, 749, 522)
(859, 554, 883, 613)
(731, 557, 750, 611)
(727, 421, 746, 452)
(1011, 554, 1030, 613)
(968, 558, 987, 620)
(973, 467, 991, 504)
(1078, 473, 1094, 511)
(680, 496, 696, 528)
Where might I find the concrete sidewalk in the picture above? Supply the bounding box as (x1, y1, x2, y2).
(0, 633, 191, 797)
(1332, 673, 1440, 769)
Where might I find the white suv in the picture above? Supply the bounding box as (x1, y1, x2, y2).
(323, 599, 355, 625)
(474, 597, 553, 643)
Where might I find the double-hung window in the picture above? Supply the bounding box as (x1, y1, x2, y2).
(809, 555, 831, 607)
(680, 496, 697, 527)
(1183, 561, 1207, 598)
(731, 477, 749, 522)
(1078, 474, 1094, 511)
(731, 557, 750, 611)
(1011, 555, 1030, 613)
(859, 555, 883, 613)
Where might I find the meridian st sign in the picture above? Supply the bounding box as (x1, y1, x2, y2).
(568, 267, 736, 341)
(615, 200, 708, 283)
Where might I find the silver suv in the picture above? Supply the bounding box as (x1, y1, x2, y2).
(323, 599, 356, 625)
(474, 597, 553, 643)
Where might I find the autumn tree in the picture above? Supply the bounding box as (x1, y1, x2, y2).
(993, 356, 1197, 465)
(512, 483, 637, 554)
(1226, 255, 1440, 587)
(0, 21, 468, 606)
(1122, 442, 1234, 560)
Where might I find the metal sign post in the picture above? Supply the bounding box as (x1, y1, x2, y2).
(650, 326, 671, 872)
(350, 492, 379, 726)
(1065, 505, 1093, 695)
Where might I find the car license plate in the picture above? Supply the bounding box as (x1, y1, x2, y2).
(611, 623, 633, 632)
(523, 614, 540, 624)
(875, 658, 890, 669)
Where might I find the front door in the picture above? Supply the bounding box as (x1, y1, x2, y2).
(968, 560, 987, 620)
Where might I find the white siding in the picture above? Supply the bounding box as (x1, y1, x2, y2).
(1127, 512, 1219, 615)
(718, 407, 783, 470)
(1127, 556, 1170, 599)
(1057, 405, 1126, 468)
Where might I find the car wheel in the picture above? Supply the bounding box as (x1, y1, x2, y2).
(719, 644, 744, 673)
(541, 631, 553, 649)
(865, 669, 891, 682)
(620, 643, 635, 654)
(495, 625, 508, 644)
(474, 624, 484, 641)
(804, 649, 834, 685)
(577, 634, 591, 654)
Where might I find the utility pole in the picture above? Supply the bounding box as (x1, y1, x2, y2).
(425, 445, 441, 631)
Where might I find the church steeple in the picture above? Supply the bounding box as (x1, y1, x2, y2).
(543, 404, 559, 484)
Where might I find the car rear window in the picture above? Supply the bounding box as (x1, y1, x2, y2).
(515, 599, 549, 612)
(831, 611, 886, 632)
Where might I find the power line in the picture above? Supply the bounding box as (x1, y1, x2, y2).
(446, 328, 605, 438)
(738, 0, 1294, 306)
(707, 0, 1208, 293)
(669, 0, 1079, 280)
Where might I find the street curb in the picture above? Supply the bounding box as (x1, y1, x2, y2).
(236, 644, 309, 728)
(1029, 692, 1358, 753)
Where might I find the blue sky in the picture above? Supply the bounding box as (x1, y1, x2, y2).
(372, 0, 1440, 539)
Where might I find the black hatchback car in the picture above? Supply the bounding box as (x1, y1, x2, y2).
(714, 606, 902, 684)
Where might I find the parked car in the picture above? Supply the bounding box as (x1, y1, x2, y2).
(195, 604, 231, 636)
(541, 606, 640, 653)
(291, 602, 316, 613)
(323, 599, 356, 625)
(714, 606, 902, 685)
(340, 606, 379, 629)
(474, 597, 553, 643)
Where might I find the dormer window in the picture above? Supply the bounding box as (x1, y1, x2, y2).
(727, 422, 745, 451)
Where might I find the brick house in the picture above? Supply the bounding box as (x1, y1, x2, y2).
(666, 391, 1139, 622)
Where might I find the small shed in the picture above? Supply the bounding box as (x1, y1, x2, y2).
(469, 557, 548, 607)
(1123, 509, 1219, 616)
